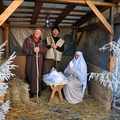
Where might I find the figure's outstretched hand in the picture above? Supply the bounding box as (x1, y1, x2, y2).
(69, 61, 74, 68)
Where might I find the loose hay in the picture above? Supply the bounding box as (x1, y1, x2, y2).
(6, 88, 114, 120)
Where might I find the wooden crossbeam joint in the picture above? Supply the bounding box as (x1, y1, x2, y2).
(86, 0, 114, 36)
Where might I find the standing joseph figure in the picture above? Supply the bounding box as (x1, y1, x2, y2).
(44, 25, 65, 74)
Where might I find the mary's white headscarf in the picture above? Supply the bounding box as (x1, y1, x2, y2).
(64, 51, 87, 93)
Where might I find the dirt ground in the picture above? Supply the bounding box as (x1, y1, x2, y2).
(5, 88, 120, 120)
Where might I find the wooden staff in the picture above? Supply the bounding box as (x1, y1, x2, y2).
(36, 52, 39, 104)
(49, 33, 58, 71)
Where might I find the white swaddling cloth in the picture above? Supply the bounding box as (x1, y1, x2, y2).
(46, 67, 64, 83)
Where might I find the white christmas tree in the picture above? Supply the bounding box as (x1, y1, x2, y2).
(0, 41, 17, 120)
(88, 40, 120, 109)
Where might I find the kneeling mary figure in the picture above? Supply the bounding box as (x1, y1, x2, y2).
(63, 51, 87, 104)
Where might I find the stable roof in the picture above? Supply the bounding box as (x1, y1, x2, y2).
(0, 0, 119, 30)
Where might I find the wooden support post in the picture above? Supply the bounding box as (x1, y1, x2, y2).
(77, 26, 87, 47)
(110, 57, 115, 73)
(108, 6, 115, 110)
(5, 24, 9, 59)
(74, 29, 78, 53)
(0, 80, 4, 106)
(107, 6, 115, 72)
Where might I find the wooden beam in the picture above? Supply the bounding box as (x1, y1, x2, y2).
(37, 0, 118, 7)
(1, 22, 5, 30)
(0, 0, 24, 26)
(8, 19, 75, 24)
(53, 4, 76, 26)
(109, 6, 115, 41)
(0, 0, 5, 14)
(110, 57, 115, 72)
(97, 21, 110, 35)
(77, 26, 87, 47)
(5, 25, 9, 58)
(108, 6, 115, 73)
(77, 14, 120, 32)
(0, 0, 9, 26)
(31, 1, 43, 24)
(7, 23, 80, 28)
(74, 29, 78, 53)
(86, 0, 114, 36)
(4, 0, 119, 6)
(111, 0, 120, 3)
(9, 15, 79, 21)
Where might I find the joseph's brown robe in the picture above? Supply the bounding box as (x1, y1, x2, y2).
(22, 35, 48, 94)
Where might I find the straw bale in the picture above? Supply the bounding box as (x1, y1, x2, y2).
(10, 87, 21, 103)
(5, 76, 30, 103)
(20, 84, 30, 103)
(8, 77, 25, 87)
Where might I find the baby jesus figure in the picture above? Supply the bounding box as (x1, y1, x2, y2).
(46, 67, 64, 83)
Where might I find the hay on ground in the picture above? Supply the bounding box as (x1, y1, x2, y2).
(6, 89, 114, 120)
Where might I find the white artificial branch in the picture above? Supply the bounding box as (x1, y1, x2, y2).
(0, 100, 11, 120)
(88, 71, 113, 90)
(89, 39, 120, 105)
(0, 83, 8, 97)
(0, 52, 18, 82)
(0, 41, 17, 120)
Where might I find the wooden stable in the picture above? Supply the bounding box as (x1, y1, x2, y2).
(0, 0, 120, 109)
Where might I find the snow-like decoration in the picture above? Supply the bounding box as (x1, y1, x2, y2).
(0, 52, 17, 82)
(99, 40, 120, 94)
(88, 71, 113, 90)
(99, 41, 120, 57)
(0, 41, 17, 120)
(88, 70, 120, 92)
(0, 100, 10, 119)
(88, 40, 120, 109)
